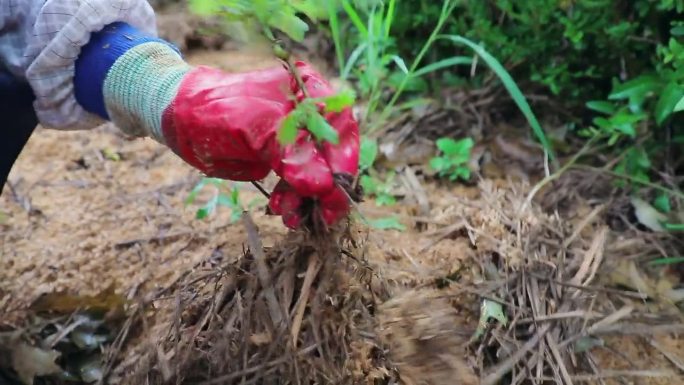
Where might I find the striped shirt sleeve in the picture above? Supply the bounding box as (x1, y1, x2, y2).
(0, 0, 158, 131)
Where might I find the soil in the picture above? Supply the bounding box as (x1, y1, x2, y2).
(2, 13, 684, 385)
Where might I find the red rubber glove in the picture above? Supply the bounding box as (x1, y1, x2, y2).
(161, 61, 359, 229)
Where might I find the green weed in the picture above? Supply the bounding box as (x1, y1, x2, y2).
(430, 137, 474, 182)
(185, 178, 263, 223)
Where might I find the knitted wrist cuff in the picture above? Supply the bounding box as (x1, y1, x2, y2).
(103, 42, 191, 142)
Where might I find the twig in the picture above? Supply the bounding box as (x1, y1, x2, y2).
(291, 253, 320, 347)
(530, 273, 648, 299)
(196, 344, 320, 385)
(518, 134, 600, 216)
(569, 369, 673, 381)
(251, 181, 271, 199)
(558, 306, 633, 349)
(649, 339, 684, 373)
(481, 323, 551, 385)
(571, 164, 684, 200)
(517, 310, 605, 325)
(242, 212, 283, 326)
(545, 332, 574, 385)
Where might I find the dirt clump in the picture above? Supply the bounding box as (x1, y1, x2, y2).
(376, 288, 479, 385)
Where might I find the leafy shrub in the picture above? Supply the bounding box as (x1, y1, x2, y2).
(368, 0, 684, 189)
(392, 1, 683, 108)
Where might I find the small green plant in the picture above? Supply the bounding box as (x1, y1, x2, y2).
(328, 0, 474, 129)
(277, 89, 357, 145)
(355, 135, 405, 230)
(357, 135, 398, 206)
(430, 137, 474, 182)
(189, 0, 356, 148)
(185, 178, 263, 223)
(360, 171, 397, 206)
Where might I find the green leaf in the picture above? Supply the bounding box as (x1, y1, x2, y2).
(475, 299, 507, 338)
(608, 75, 661, 112)
(359, 175, 378, 194)
(341, 42, 367, 79)
(291, 0, 329, 21)
(196, 194, 219, 219)
(269, 10, 309, 42)
(609, 75, 660, 101)
(674, 95, 684, 113)
(277, 110, 303, 145)
(439, 35, 554, 160)
(653, 193, 671, 213)
(671, 26, 684, 36)
(655, 82, 684, 126)
(389, 55, 409, 74)
(376, 194, 396, 206)
(321, 89, 356, 113)
(217, 194, 235, 208)
(436, 137, 474, 157)
(648, 256, 684, 266)
(412, 56, 474, 78)
(359, 136, 378, 171)
(574, 337, 604, 353)
(586, 100, 615, 115)
(454, 166, 471, 181)
(383, 0, 396, 38)
(664, 223, 684, 231)
(188, 0, 219, 16)
(429, 156, 450, 172)
(230, 185, 240, 206)
(185, 178, 223, 205)
(185, 180, 207, 205)
(306, 112, 340, 144)
(366, 216, 406, 231)
(230, 210, 243, 223)
(388, 71, 428, 92)
(340, 0, 368, 38)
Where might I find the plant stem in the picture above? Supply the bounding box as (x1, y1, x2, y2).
(571, 165, 684, 201)
(251, 181, 271, 199)
(262, 25, 310, 100)
(369, 0, 457, 133)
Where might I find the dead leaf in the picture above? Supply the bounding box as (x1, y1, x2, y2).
(249, 332, 272, 346)
(631, 197, 667, 232)
(30, 284, 126, 317)
(609, 260, 658, 298)
(11, 340, 62, 385)
(608, 260, 682, 303)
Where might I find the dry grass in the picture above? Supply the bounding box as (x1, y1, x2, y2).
(108, 214, 393, 384)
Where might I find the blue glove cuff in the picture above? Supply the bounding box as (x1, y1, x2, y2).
(74, 22, 181, 120)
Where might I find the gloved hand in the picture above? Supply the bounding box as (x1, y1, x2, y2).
(74, 22, 359, 229)
(165, 62, 359, 229)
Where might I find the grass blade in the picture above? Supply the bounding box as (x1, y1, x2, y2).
(412, 56, 474, 78)
(326, 0, 345, 72)
(648, 256, 684, 266)
(342, 42, 367, 79)
(384, 0, 396, 39)
(390, 55, 409, 74)
(340, 0, 367, 39)
(439, 34, 555, 160)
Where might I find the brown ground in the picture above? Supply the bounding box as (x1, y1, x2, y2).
(2, 20, 684, 385)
